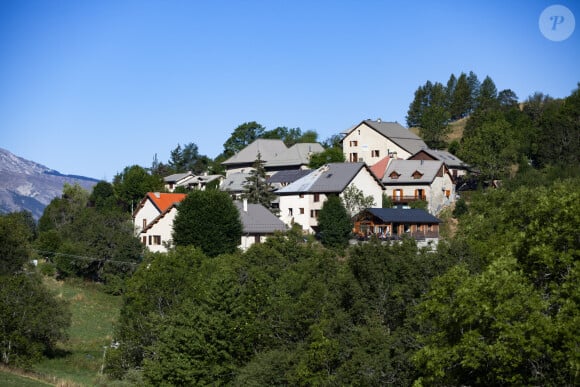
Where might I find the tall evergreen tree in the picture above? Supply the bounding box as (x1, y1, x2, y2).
(450, 72, 471, 119)
(476, 75, 499, 111)
(243, 153, 277, 213)
(466, 71, 480, 111)
(317, 195, 352, 249)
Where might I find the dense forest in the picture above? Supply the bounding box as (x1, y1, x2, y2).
(1, 74, 579, 385)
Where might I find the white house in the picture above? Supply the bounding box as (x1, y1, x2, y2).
(164, 172, 223, 192)
(133, 192, 187, 252)
(275, 162, 384, 233)
(342, 119, 428, 163)
(381, 159, 455, 215)
(235, 200, 287, 250)
(134, 192, 286, 253)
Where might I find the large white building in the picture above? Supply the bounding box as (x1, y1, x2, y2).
(275, 162, 384, 233)
(342, 119, 428, 163)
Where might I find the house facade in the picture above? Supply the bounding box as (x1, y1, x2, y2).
(382, 159, 455, 215)
(275, 162, 384, 233)
(234, 200, 287, 250)
(353, 208, 442, 246)
(133, 192, 186, 234)
(342, 119, 428, 163)
(133, 192, 187, 252)
(139, 205, 180, 253)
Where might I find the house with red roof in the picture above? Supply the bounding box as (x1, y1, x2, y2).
(133, 192, 187, 251)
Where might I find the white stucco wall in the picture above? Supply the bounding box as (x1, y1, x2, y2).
(343, 123, 412, 163)
(342, 166, 384, 209)
(134, 197, 162, 235)
(140, 206, 178, 253)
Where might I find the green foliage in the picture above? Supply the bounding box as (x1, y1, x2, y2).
(382, 192, 393, 208)
(317, 195, 352, 249)
(242, 153, 277, 212)
(222, 121, 265, 158)
(414, 176, 580, 385)
(459, 115, 518, 180)
(37, 184, 143, 286)
(172, 190, 242, 256)
(341, 185, 376, 217)
(414, 259, 553, 385)
(308, 147, 345, 169)
(452, 196, 468, 217)
(0, 213, 32, 275)
(168, 142, 211, 174)
(0, 273, 71, 368)
(88, 181, 117, 210)
(408, 199, 428, 211)
(38, 183, 89, 233)
(112, 165, 164, 212)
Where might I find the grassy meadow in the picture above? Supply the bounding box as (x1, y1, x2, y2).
(19, 277, 123, 386)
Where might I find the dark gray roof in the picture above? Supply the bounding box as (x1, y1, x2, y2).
(234, 201, 287, 234)
(364, 208, 442, 223)
(344, 120, 428, 155)
(222, 139, 288, 166)
(220, 172, 250, 193)
(268, 169, 313, 184)
(275, 162, 368, 195)
(265, 143, 324, 168)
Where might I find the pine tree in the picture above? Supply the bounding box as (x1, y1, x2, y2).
(450, 72, 471, 119)
(317, 195, 352, 249)
(243, 153, 277, 213)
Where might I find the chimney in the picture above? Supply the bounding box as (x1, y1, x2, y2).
(243, 198, 248, 212)
(154, 192, 161, 198)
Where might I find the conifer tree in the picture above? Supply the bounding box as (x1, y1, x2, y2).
(243, 153, 277, 213)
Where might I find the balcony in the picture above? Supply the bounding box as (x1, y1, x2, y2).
(390, 195, 426, 203)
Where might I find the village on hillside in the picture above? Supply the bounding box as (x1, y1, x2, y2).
(134, 119, 469, 252)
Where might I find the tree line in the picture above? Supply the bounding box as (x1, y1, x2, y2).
(408, 72, 580, 182)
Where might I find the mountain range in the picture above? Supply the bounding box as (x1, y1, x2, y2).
(0, 148, 99, 219)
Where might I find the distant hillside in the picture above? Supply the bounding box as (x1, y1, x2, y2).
(0, 148, 99, 219)
(409, 117, 467, 145)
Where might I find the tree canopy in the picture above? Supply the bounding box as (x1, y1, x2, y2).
(172, 190, 242, 256)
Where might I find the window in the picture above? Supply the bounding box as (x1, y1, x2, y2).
(349, 153, 358, 162)
(349, 140, 358, 147)
(299, 193, 304, 198)
(371, 150, 380, 157)
(288, 208, 293, 216)
(142, 236, 147, 244)
(152, 235, 161, 245)
(310, 210, 320, 218)
(412, 170, 424, 179)
(299, 208, 305, 214)
(142, 219, 147, 229)
(389, 171, 400, 179)
(313, 193, 320, 202)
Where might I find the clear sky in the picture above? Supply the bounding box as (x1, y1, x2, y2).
(1, 0, 578, 180)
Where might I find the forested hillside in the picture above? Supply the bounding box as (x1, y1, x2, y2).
(1, 79, 578, 385)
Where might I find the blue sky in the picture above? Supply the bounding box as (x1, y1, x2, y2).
(1, 0, 578, 180)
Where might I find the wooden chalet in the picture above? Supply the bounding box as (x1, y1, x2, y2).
(353, 208, 442, 240)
